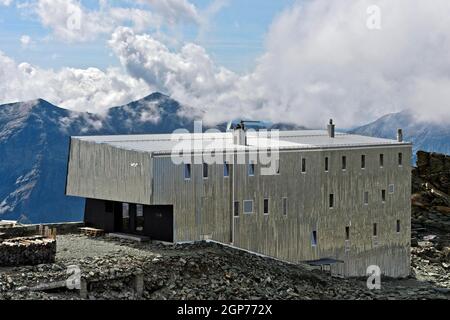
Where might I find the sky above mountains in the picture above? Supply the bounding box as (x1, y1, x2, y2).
(1, 0, 450, 128)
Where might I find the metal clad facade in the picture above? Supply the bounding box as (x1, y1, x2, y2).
(66, 134, 411, 277)
(66, 138, 152, 205)
(152, 156, 232, 243)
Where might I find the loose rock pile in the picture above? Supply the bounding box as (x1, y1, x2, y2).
(1, 150, 450, 300)
(411, 151, 450, 290)
(1, 239, 448, 300)
(0, 236, 56, 267)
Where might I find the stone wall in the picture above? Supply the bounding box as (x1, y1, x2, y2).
(416, 151, 450, 178)
(0, 236, 56, 267)
(0, 222, 83, 239)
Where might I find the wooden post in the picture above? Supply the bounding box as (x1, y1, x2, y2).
(79, 279, 88, 299)
(134, 271, 144, 298)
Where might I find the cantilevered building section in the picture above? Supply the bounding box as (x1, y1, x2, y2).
(65, 123, 412, 277)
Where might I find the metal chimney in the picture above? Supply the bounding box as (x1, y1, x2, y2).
(327, 119, 335, 138)
(233, 121, 247, 146)
(397, 129, 403, 142)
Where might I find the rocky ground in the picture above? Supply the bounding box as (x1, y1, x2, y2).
(411, 151, 450, 290)
(0, 234, 448, 300)
(0, 150, 449, 300)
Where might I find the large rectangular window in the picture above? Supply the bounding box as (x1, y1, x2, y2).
(325, 157, 329, 172)
(234, 201, 239, 217)
(379, 154, 384, 167)
(398, 153, 403, 166)
(224, 162, 230, 177)
(184, 163, 191, 180)
(243, 200, 254, 214)
(342, 156, 347, 170)
(203, 163, 208, 179)
(329, 194, 334, 209)
(361, 155, 366, 169)
(282, 197, 288, 216)
(311, 230, 318, 247)
(301, 158, 306, 173)
(263, 198, 269, 215)
(248, 161, 255, 176)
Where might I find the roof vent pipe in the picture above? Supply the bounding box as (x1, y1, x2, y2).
(397, 129, 403, 142)
(233, 121, 247, 146)
(327, 119, 335, 138)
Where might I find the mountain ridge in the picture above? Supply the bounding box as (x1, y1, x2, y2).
(0, 93, 198, 223)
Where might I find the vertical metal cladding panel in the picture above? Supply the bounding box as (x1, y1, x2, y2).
(65, 138, 152, 205)
(232, 145, 411, 277)
(151, 154, 232, 244)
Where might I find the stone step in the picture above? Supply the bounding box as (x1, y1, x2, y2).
(106, 233, 150, 242)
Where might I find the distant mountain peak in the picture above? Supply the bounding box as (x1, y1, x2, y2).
(143, 92, 170, 101)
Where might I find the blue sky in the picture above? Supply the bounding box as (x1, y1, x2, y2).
(0, 0, 295, 73)
(0, 0, 448, 127)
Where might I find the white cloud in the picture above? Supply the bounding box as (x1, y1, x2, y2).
(0, 0, 12, 6)
(109, 27, 239, 124)
(109, 0, 450, 127)
(245, 0, 450, 126)
(29, 0, 201, 42)
(20, 35, 33, 47)
(3, 0, 450, 128)
(145, 0, 200, 25)
(0, 50, 151, 114)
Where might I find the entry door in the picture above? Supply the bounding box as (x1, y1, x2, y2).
(144, 205, 174, 242)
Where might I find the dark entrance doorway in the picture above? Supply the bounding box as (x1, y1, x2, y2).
(84, 199, 173, 242)
(144, 205, 173, 242)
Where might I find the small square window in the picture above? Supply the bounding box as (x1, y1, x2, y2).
(224, 162, 230, 177)
(243, 200, 253, 214)
(234, 201, 239, 217)
(202, 163, 208, 179)
(282, 197, 288, 216)
(389, 184, 395, 194)
(379, 154, 384, 167)
(329, 194, 334, 209)
(184, 163, 191, 180)
(248, 162, 255, 176)
(361, 155, 366, 169)
(301, 158, 306, 173)
(342, 156, 347, 170)
(311, 230, 318, 246)
(263, 198, 269, 215)
(364, 191, 369, 205)
(381, 189, 386, 202)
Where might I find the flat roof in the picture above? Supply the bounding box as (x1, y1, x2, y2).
(74, 130, 411, 155)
